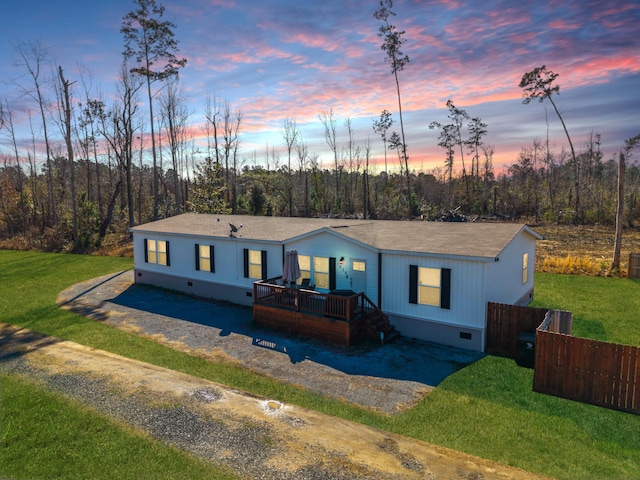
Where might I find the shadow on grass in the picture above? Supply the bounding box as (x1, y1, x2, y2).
(0, 323, 63, 363)
(434, 355, 640, 446)
(58, 270, 132, 323)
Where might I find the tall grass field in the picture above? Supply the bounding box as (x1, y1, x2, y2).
(1, 250, 639, 479)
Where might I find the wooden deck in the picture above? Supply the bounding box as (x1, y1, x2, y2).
(253, 279, 398, 347)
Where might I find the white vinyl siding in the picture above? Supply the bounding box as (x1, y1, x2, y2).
(485, 232, 536, 305)
(382, 254, 485, 329)
(285, 231, 378, 299)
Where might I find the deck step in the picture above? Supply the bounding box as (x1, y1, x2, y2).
(383, 329, 401, 342)
(363, 315, 400, 343)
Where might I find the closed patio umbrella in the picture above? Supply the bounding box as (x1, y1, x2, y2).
(283, 249, 300, 285)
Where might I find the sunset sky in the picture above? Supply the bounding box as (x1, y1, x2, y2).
(1, 0, 638, 174)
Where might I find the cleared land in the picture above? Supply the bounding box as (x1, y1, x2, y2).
(532, 224, 640, 275)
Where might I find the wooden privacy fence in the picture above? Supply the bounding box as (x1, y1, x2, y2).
(534, 311, 640, 414)
(630, 253, 640, 279)
(485, 302, 548, 357)
(486, 302, 639, 414)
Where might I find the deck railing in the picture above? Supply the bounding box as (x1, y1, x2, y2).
(254, 278, 358, 321)
(254, 278, 398, 344)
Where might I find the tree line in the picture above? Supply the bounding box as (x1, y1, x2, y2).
(0, 0, 638, 253)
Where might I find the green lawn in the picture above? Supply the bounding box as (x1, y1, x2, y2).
(531, 272, 640, 346)
(1, 374, 238, 480)
(1, 250, 639, 480)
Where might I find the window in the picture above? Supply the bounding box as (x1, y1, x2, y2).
(145, 239, 170, 266)
(195, 244, 215, 273)
(419, 267, 441, 306)
(352, 260, 366, 272)
(244, 249, 267, 280)
(297, 254, 311, 285)
(292, 255, 335, 289)
(314, 256, 329, 289)
(409, 265, 450, 309)
(522, 252, 529, 285)
(249, 250, 262, 279)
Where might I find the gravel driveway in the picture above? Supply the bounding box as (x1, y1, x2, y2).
(56, 270, 484, 414)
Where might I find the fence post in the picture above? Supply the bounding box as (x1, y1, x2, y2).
(629, 253, 640, 279)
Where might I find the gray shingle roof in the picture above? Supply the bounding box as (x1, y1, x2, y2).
(130, 213, 540, 260)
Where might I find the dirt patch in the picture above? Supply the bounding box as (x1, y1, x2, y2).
(533, 224, 640, 276)
(1, 323, 550, 480)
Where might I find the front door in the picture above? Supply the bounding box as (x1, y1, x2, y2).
(350, 259, 366, 293)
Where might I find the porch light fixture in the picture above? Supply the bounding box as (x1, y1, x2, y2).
(339, 256, 345, 266)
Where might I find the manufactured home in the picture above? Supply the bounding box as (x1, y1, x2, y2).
(130, 213, 541, 351)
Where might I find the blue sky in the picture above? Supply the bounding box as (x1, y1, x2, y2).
(1, 0, 639, 173)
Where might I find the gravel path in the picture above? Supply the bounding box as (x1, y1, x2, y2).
(56, 270, 483, 414)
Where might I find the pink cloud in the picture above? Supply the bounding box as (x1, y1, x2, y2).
(547, 19, 582, 30)
(596, 3, 637, 17)
(281, 31, 337, 51)
(484, 6, 531, 30)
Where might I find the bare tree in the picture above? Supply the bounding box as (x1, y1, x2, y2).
(611, 134, 640, 273)
(467, 117, 485, 180)
(466, 115, 487, 189)
(362, 137, 372, 219)
(374, 0, 411, 218)
(307, 152, 328, 214)
(295, 138, 310, 217)
(159, 79, 189, 214)
(26, 111, 42, 228)
(445, 100, 470, 205)
(204, 95, 222, 165)
(520, 66, 579, 223)
(122, 0, 187, 220)
(282, 118, 299, 216)
(221, 101, 242, 213)
(55, 67, 78, 244)
(429, 121, 456, 204)
(319, 108, 340, 212)
(97, 64, 144, 232)
(77, 72, 105, 216)
(13, 41, 57, 226)
(482, 145, 495, 213)
(343, 117, 361, 214)
(0, 102, 28, 233)
(611, 152, 626, 274)
(372, 109, 393, 180)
